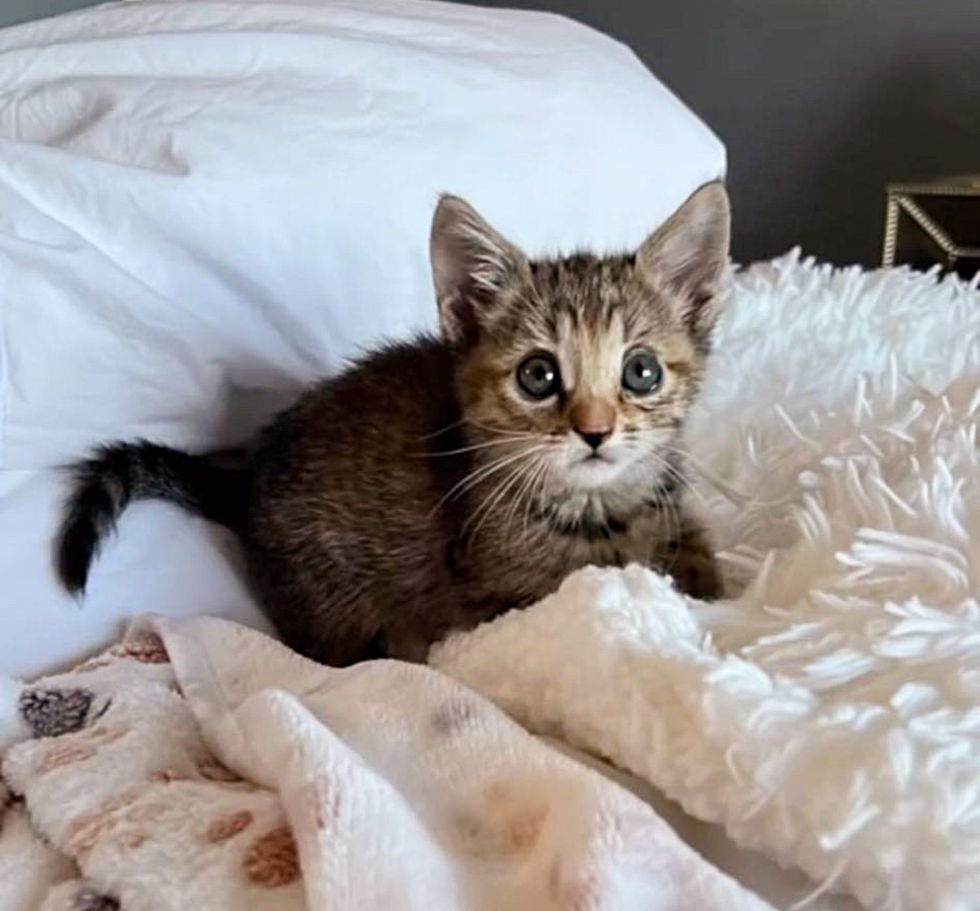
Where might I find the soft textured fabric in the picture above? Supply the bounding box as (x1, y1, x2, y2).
(2, 255, 977, 908)
(0, 618, 771, 911)
(432, 254, 980, 911)
(0, 0, 723, 471)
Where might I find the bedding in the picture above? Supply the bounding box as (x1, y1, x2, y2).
(0, 617, 773, 911)
(7, 253, 975, 910)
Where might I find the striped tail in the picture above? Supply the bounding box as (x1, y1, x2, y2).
(56, 440, 248, 595)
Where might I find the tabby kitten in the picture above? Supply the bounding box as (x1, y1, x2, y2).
(56, 182, 730, 665)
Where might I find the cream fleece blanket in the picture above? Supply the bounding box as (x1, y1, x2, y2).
(0, 619, 770, 911)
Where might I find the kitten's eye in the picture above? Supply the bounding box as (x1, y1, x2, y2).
(622, 349, 662, 394)
(517, 354, 561, 400)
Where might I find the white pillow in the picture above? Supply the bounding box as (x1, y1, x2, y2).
(0, 0, 724, 470)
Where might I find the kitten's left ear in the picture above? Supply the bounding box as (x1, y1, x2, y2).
(430, 195, 529, 348)
(637, 181, 731, 345)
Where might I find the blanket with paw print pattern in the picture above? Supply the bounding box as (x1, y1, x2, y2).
(0, 617, 770, 911)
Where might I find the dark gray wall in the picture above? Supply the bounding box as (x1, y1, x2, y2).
(463, 0, 980, 266)
(1, 0, 96, 28)
(4, 0, 979, 264)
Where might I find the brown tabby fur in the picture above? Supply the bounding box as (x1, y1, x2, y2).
(56, 183, 730, 666)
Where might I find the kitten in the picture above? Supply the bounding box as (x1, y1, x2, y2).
(56, 183, 730, 665)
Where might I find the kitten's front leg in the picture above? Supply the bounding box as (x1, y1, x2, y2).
(662, 521, 723, 601)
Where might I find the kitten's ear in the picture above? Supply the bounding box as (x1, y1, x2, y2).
(636, 182, 731, 343)
(430, 194, 528, 347)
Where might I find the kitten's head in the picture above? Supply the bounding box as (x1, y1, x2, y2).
(429, 184, 730, 501)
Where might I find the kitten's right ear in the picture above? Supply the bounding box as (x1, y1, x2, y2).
(430, 195, 527, 347)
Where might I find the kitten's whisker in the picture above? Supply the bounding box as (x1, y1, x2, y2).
(499, 464, 531, 537)
(664, 491, 683, 571)
(429, 446, 547, 518)
(469, 445, 549, 488)
(409, 438, 525, 459)
(503, 454, 545, 539)
(464, 418, 546, 440)
(421, 417, 540, 443)
(661, 444, 761, 508)
(648, 482, 681, 571)
(464, 450, 543, 541)
(471, 463, 534, 540)
(429, 451, 528, 517)
(647, 448, 709, 510)
(518, 457, 548, 532)
(431, 458, 517, 515)
(416, 416, 467, 441)
(522, 458, 552, 539)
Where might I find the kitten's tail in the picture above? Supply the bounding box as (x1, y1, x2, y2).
(56, 440, 249, 596)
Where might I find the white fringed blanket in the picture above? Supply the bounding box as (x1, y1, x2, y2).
(434, 253, 980, 911)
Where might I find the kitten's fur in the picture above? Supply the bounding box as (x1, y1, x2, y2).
(56, 183, 730, 665)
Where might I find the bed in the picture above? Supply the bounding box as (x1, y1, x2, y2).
(2, 3, 978, 910)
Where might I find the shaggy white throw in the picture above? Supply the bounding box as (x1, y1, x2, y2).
(433, 253, 980, 911)
(0, 620, 771, 911)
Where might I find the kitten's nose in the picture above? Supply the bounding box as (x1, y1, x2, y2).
(570, 399, 615, 451)
(577, 429, 611, 451)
